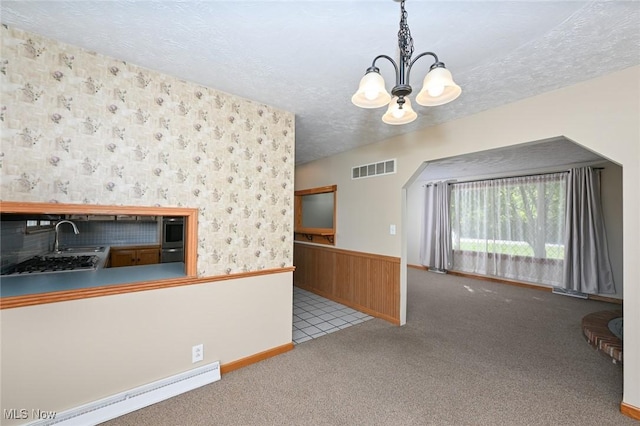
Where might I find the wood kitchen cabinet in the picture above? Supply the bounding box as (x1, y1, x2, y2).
(109, 246, 160, 268)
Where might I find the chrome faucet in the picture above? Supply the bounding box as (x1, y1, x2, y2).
(54, 220, 79, 253)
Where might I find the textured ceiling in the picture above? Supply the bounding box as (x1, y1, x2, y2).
(416, 137, 608, 183)
(1, 1, 639, 165)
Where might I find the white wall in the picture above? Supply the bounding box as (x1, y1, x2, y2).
(406, 180, 424, 266)
(1, 273, 293, 421)
(600, 162, 624, 297)
(295, 66, 640, 410)
(405, 182, 425, 265)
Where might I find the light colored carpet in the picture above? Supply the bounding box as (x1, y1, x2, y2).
(103, 269, 631, 425)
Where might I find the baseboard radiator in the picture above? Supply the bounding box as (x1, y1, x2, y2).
(552, 287, 588, 299)
(29, 362, 221, 426)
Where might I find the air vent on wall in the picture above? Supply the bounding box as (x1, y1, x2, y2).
(352, 159, 396, 180)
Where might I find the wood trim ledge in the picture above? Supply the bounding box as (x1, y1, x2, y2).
(220, 342, 294, 375)
(621, 402, 640, 420)
(0, 201, 196, 216)
(296, 242, 400, 263)
(1, 266, 295, 310)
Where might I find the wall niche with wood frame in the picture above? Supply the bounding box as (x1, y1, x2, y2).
(294, 185, 336, 246)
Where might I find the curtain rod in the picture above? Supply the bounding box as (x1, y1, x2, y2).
(423, 167, 604, 187)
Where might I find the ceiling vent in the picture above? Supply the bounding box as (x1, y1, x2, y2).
(352, 159, 396, 180)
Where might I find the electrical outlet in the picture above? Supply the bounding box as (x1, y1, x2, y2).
(389, 224, 396, 235)
(192, 344, 203, 363)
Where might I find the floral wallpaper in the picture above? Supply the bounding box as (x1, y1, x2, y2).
(0, 25, 295, 276)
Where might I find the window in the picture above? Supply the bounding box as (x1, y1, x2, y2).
(26, 219, 55, 234)
(449, 173, 566, 285)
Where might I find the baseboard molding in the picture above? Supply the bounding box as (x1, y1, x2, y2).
(220, 342, 294, 375)
(408, 264, 428, 271)
(621, 402, 640, 420)
(408, 265, 623, 305)
(410, 264, 551, 292)
(589, 294, 623, 305)
(445, 270, 552, 292)
(295, 284, 401, 325)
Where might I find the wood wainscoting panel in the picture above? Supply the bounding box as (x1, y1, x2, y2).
(317, 247, 335, 295)
(294, 243, 400, 324)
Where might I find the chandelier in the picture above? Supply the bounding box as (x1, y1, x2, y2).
(351, 0, 461, 125)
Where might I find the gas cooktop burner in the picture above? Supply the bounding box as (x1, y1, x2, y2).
(3, 255, 99, 275)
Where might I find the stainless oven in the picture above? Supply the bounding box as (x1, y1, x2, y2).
(161, 247, 184, 263)
(161, 216, 184, 263)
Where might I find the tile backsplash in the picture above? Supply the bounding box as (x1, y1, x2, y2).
(59, 220, 159, 247)
(0, 219, 160, 271)
(0, 220, 52, 270)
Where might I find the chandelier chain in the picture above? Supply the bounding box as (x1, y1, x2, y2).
(398, 0, 414, 68)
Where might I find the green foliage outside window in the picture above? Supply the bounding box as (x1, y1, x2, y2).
(450, 173, 566, 260)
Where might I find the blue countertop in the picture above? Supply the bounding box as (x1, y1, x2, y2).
(0, 251, 186, 298)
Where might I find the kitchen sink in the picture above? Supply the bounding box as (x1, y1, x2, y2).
(57, 246, 106, 253)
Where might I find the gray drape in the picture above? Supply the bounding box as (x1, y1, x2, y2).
(420, 182, 451, 272)
(563, 167, 615, 294)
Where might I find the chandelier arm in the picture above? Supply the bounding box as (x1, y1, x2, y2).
(406, 52, 440, 86)
(370, 54, 400, 86)
(352, 0, 460, 124)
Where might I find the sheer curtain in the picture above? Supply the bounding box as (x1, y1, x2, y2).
(420, 182, 451, 272)
(563, 167, 615, 294)
(450, 173, 566, 286)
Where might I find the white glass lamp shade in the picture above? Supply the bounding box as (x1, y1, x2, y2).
(415, 67, 462, 106)
(382, 97, 417, 125)
(351, 71, 391, 108)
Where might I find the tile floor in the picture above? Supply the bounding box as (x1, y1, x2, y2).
(292, 286, 374, 344)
